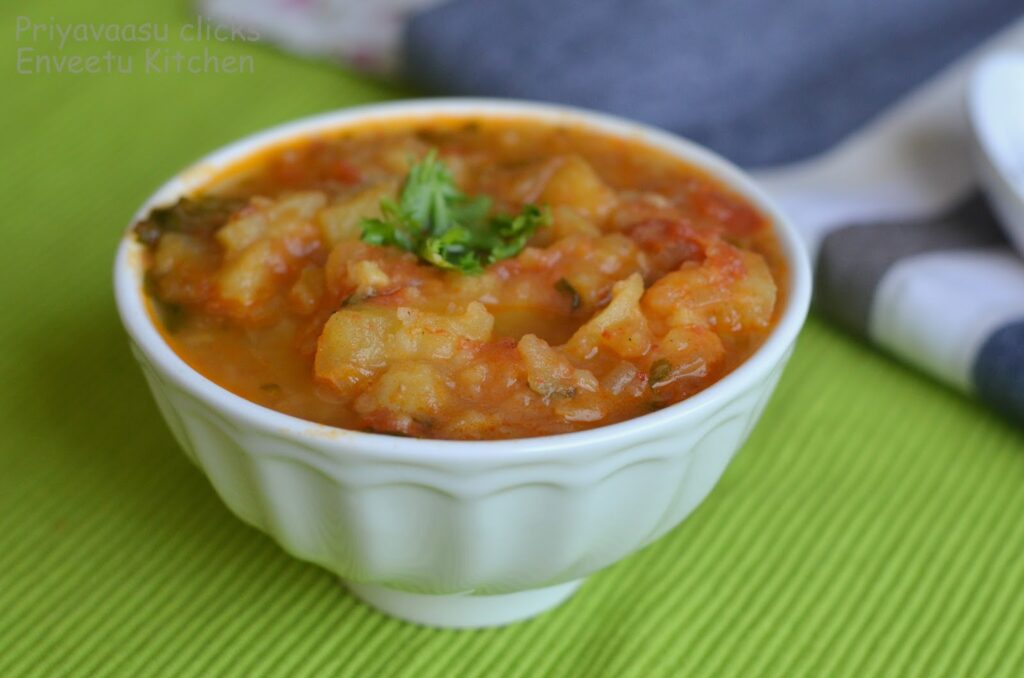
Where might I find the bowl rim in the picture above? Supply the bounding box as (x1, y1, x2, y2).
(114, 97, 812, 461)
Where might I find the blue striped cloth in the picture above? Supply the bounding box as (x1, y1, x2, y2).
(201, 0, 1024, 426)
(754, 40, 1024, 426)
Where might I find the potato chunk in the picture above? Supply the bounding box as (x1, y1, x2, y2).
(314, 306, 395, 393)
(517, 334, 608, 422)
(217, 192, 325, 256)
(642, 244, 777, 335)
(725, 250, 777, 332)
(214, 202, 268, 254)
(540, 155, 616, 221)
(355, 363, 451, 422)
(347, 260, 391, 297)
(567, 273, 652, 359)
(216, 240, 288, 310)
(288, 266, 326, 315)
(651, 325, 726, 392)
(314, 302, 495, 394)
(150, 232, 218, 305)
(318, 182, 396, 247)
(390, 302, 494, 362)
(518, 334, 599, 400)
(215, 192, 326, 311)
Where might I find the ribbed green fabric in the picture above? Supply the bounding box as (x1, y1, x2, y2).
(3, 2, 1023, 675)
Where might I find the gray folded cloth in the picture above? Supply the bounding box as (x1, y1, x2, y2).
(404, 0, 1023, 166)
(200, 0, 1023, 165)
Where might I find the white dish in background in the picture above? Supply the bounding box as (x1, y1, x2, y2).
(113, 99, 812, 629)
(969, 51, 1024, 255)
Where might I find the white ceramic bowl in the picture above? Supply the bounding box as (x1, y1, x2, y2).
(114, 99, 812, 628)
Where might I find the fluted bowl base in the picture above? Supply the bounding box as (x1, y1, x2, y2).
(345, 579, 585, 629)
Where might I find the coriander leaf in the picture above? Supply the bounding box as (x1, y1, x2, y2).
(397, 150, 459, 231)
(358, 151, 550, 274)
(487, 205, 550, 262)
(422, 226, 485, 274)
(449, 194, 492, 227)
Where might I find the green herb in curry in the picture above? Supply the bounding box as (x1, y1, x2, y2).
(359, 151, 550, 274)
(555, 277, 581, 310)
(134, 196, 246, 246)
(649, 359, 673, 388)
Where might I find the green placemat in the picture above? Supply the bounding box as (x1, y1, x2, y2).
(3, 3, 1024, 676)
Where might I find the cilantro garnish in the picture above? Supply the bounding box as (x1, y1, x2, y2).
(359, 151, 550, 274)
